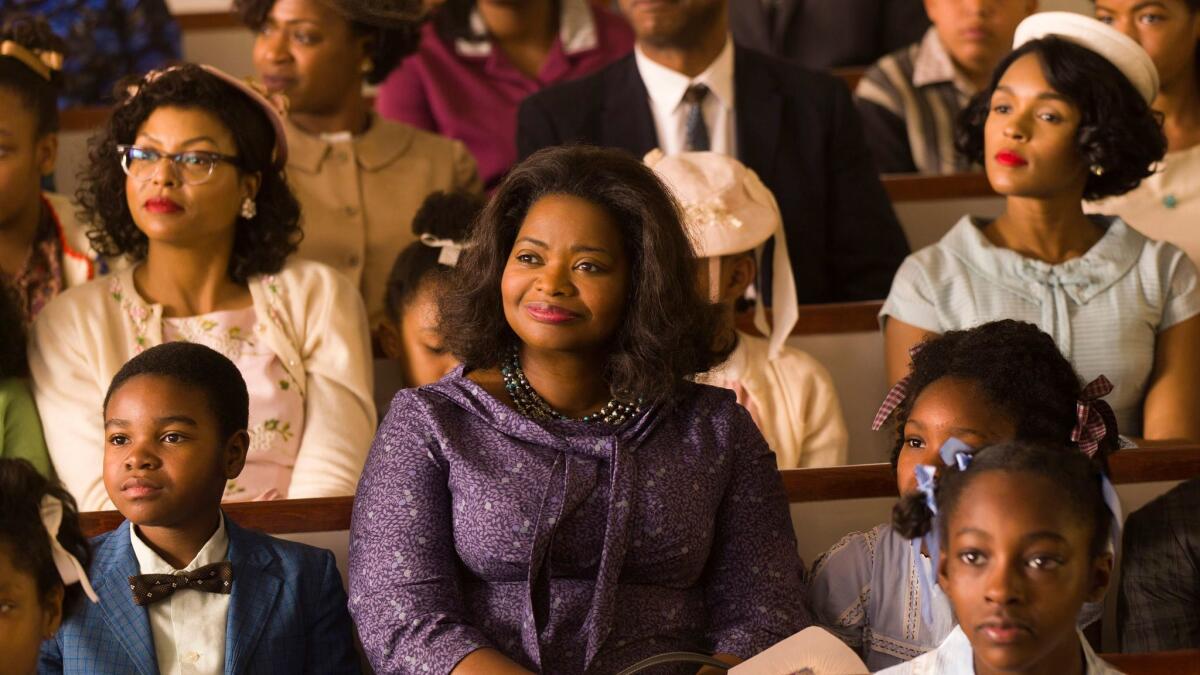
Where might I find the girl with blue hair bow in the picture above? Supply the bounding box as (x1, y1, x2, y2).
(807, 320, 1120, 670)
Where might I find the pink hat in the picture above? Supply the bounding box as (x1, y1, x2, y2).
(645, 150, 797, 361)
(124, 63, 289, 170)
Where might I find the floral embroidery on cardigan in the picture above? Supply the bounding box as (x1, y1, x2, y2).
(110, 276, 153, 352)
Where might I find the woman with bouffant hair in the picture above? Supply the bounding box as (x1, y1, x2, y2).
(29, 63, 375, 511)
(350, 146, 809, 674)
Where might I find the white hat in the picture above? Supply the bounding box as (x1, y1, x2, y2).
(1013, 11, 1159, 104)
(645, 150, 797, 361)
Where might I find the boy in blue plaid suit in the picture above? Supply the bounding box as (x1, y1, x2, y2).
(39, 342, 359, 674)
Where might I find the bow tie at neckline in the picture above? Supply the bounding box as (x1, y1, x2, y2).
(129, 561, 233, 606)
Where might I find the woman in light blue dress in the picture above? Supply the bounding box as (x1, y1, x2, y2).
(882, 13, 1200, 442)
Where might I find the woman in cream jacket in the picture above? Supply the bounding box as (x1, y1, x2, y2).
(30, 64, 374, 511)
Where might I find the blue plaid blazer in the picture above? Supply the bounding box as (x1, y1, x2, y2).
(39, 515, 360, 674)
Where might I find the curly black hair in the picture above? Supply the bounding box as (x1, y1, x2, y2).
(957, 36, 1166, 201)
(77, 63, 301, 285)
(893, 441, 1113, 559)
(0, 13, 67, 137)
(0, 285, 27, 378)
(0, 458, 91, 616)
(104, 342, 250, 442)
(385, 190, 484, 322)
(438, 145, 728, 403)
(234, 0, 423, 85)
(883, 319, 1118, 469)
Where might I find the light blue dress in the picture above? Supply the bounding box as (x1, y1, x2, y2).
(809, 524, 954, 671)
(881, 215, 1200, 435)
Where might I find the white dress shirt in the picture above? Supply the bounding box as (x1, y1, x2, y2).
(634, 36, 737, 157)
(130, 514, 230, 675)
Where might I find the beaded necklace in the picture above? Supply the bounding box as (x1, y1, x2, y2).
(500, 348, 640, 424)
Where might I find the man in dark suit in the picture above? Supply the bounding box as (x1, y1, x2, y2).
(729, 0, 929, 70)
(517, 0, 910, 303)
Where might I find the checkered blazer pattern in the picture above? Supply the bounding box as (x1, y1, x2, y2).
(39, 515, 360, 674)
(1117, 478, 1200, 653)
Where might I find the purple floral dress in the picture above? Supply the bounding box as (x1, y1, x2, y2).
(348, 368, 809, 674)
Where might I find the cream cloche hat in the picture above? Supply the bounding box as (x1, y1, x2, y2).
(645, 150, 797, 361)
(1013, 11, 1159, 104)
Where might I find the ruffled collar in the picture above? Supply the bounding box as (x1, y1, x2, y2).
(939, 214, 1146, 306)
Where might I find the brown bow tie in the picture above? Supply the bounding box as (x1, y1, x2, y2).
(129, 561, 233, 606)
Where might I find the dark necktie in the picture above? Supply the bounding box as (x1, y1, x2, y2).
(683, 84, 711, 152)
(129, 561, 233, 606)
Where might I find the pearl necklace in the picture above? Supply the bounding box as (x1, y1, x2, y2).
(500, 349, 640, 424)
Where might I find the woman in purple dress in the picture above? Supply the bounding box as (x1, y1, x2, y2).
(348, 145, 810, 674)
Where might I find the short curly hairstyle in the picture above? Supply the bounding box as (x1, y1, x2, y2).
(438, 145, 728, 403)
(957, 36, 1165, 200)
(0, 458, 91, 616)
(235, 0, 423, 85)
(104, 342, 250, 442)
(883, 319, 1118, 469)
(0, 13, 66, 137)
(893, 441, 1113, 559)
(77, 64, 301, 284)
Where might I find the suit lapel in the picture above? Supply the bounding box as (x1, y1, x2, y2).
(92, 522, 159, 675)
(600, 55, 660, 156)
(223, 518, 283, 675)
(734, 47, 783, 179)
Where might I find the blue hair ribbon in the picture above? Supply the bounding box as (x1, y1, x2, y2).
(911, 438, 974, 626)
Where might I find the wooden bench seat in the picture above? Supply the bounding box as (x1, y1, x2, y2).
(78, 445, 1200, 536)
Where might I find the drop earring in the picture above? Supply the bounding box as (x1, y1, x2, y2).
(240, 197, 257, 220)
(1090, 164, 1105, 176)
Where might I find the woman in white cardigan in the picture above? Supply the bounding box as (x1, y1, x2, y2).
(30, 64, 375, 511)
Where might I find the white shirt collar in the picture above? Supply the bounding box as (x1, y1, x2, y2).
(911, 625, 1123, 674)
(634, 36, 736, 116)
(456, 0, 599, 57)
(131, 513, 230, 575)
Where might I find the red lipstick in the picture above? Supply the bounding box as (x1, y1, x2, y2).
(994, 150, 1028, 168)
(145, 197, 182, 214)
(525, 302, 582, 325)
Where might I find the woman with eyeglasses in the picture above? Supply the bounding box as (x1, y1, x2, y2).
(27, 63, 376, 511)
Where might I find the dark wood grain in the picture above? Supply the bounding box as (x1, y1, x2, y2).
(176, 11, 241, 31)
(79, 447, 1200, 536)
(735, 301, 883, 337)
(882, 172, 996, 202)
(1099, 649, 1200, 674)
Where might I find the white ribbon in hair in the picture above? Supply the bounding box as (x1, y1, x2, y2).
(420, 233, 465, 267)
(39, 495, 99, 603)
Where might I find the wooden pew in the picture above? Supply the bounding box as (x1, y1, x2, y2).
(1099, 650, 1200, 674)
(781, 444, 1200, 503)
(78, 445, 1200, 537)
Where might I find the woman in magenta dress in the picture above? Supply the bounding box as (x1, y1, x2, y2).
(376, 0, 633, 188)
(348, 145, 810, 674)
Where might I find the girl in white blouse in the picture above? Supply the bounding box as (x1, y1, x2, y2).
(883, 14, 1200, 442)
(29, 64, 375, 510)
